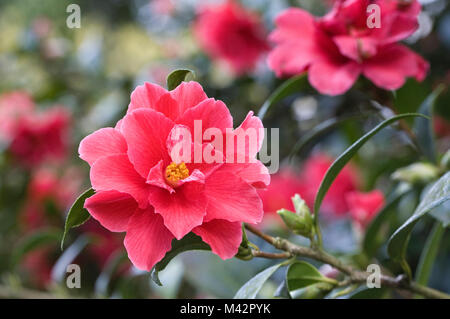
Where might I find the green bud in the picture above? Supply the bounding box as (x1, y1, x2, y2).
(391, 162, 439, 185)
(440, 150, 450, 171)
(277, 208, 314, 239)
(235, 225, 253, 260)
(290, 282, 334, 299)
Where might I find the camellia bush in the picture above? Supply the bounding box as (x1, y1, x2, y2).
(0, 0, 449, 300)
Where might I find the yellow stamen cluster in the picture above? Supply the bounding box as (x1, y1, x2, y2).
(165, 162, 189, 186)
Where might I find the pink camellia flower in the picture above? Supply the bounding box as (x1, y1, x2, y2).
(193, 0, 269, 75)
(79, 81, 270, 271)
(268, 0, 429, 95)
(0, 91, 35, 142)
(9, 107, 70, 167)
(346, 190, 385, 229)
(299, 153, 360, 216)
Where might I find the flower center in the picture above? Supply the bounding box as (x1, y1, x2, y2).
(165, 162, 189, 186)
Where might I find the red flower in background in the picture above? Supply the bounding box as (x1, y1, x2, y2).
(80, 81, 269, 271)
(9, 107, 70, 167)
(346, 190, 385, 229)
(268, 0, 429, 95)
(194, 0, 269, 75)
(434, 116, 450, 138)
(0, 91, 34, 141)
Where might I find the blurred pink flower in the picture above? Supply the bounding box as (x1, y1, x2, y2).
(346, 190, 385, 229)
(268, 0, 429, 95)
(300, 153, 360, 216)
(9, 107, 71, 167)
(0, 91, 35, 141)
(193, 0, 269, 75)
(79, 81, 269, 271)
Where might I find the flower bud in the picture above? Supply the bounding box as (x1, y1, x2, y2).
(391, 162, 439, 185)
(277, 208, 314, 239)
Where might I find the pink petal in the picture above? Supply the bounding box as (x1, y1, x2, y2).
(204, 168, 263, 224)
(219, 161, 270, 189)
(121, 108, 174, 178)
(79, 128, 127, 166)
(308, 58, 361, 96)
(153, 93, 180, 121)
(333, 36, 377, 61)
(269, 8, 316, 43)
(268, 42, 315, 77)
(362, 44, 428, 90)
(84, 190, 138, 232)
(124, 208, 174, 271)
(178, 98, 233, 142)
(90, 154, 149, 209)
(128, 82, 167, 113)
(193, 219, 242, 259)
(169, 81, 208, 118)
(148, 177, 207, 239)
(146, 160, 174, 193)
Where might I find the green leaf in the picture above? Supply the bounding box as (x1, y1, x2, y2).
(314, 113, 428, 217)
(414, 221, 445, 294)
(13, 228, 61, 265)
(234, 263, 284, 299)
(430, 201, 450, 227)
(286, 261, 337, 291)
(61, 188, 95, 250)
(257, 75, 308, 120)
(152, 232, 210, 285)
(388, 172, 450, 277)
(362, 183, 412, 258)
(413, 86, 444, 163)
(166, 69, 195, 91)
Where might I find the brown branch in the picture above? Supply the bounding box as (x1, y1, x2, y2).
(245, 224, 450, 299)
(251, 250, 292, 259)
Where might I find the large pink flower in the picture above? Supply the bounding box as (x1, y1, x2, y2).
(193, 0, 269, 75)
(79, 81, 270, 271)
(268, 0, 429, 95)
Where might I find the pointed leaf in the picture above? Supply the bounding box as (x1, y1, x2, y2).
(258, 75, 308, 120)
(314, 113, 428, 217)
(286, 261, 337, 291)
(234, 263, 284, 299)
(61, 188, 95, 250)
(388, 172, 450, 277)
(166, 69, 195, 91)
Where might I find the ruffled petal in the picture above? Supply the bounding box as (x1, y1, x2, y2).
(127, 82, 167, 113)
(79, 128, 127, 166)
(193, 219, 242, 259)
(204, 168, 263, 223)
(169, 81, 208, 118)
(121, 108, 174, 178)
(148, 176, 207, 239)
(90, 154, 149, 209)
(84, 190, 138, 232)
(124, 208, 174, 271)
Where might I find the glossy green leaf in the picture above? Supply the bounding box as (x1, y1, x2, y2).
(257, 74, 307, 120)
(166, 69, 195, 91)
(234, 263, 284, 299)
(61, 188, 95, 250)
(414, 221, 445, 295)
(314, 113, 428, 217)
(430, 201, 450, 227)
(13, 228, 61, 265)
(286, 261, 337, 291)
(388, 172, 450, 277)
(363, 183, 412, 258)
(413, 86, 444, 163)
(152, 232, 210, 286)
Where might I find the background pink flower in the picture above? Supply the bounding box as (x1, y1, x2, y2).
(268, 0, 429, 95)
(193, 0, 269, 75)
(80, 81, 269, 271)
(0, 91, 35, 142)
(9, 107, 71, 167)
(346, 190, 385, 229)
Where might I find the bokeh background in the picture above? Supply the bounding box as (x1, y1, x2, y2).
(0, 0, 449, 298)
